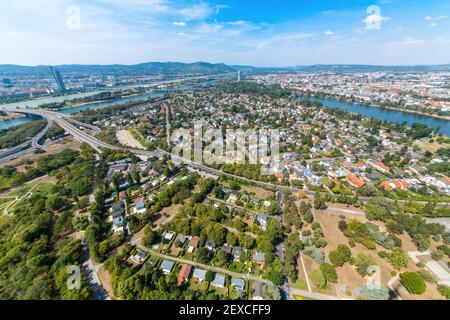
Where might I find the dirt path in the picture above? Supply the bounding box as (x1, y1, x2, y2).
(116, 129, 145, 150)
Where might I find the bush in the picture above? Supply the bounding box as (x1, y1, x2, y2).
(320, 263, 338, 283)
(338, 220, 348, 232)
(362, 239, 376, 250)
(400, 272, 426, 295)
(310, 269, 327, 289)
(388, 248, 409, 270)
(437, 285, 450, 300)
(354, 253, 376, 276)
(329, 244, 352, 267)
(378, 251, 387, 258)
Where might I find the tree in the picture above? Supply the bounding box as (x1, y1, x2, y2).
(314, 194, 327, 210)
(437, 285, 450, 300)
(143, 226, 158, 247)
(320, 263, 338, 283)
(310, 269, 327, 289)
(263, 283, 281, 300)
(400, 272, 426, 295)
(194, 248, 213, 264)
(364, 198, 394, 221)
(338, 220, 348, 232)
(215, 250, 231, 267)
(226, 233, 238, 246)
(329, 244, 352, 267)
(205, 270, 215, 283)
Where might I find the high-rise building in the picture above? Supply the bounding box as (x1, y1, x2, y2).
(237, 71, 242, 82)
(50, 66, 66, 92)
(2, 78, 13, 88)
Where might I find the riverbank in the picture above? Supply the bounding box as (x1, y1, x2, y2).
(296, 94, 450, 136)
(0, 112, 24, 122)
(297, 91, 450, 121)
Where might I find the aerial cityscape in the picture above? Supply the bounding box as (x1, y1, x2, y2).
(0, 0, 449, 306)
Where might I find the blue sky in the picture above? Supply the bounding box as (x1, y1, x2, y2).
(0, 0, 449, 66)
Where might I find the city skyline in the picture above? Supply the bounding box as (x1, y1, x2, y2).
(1, 0, 449, 67)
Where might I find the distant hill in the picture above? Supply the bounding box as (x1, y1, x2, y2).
(0, 61, 235, 77)
(232, 64, 450, 74)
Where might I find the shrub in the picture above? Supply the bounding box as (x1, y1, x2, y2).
(400, 272, 426, 295)
(388, 248, 409, 270)
(310, 269, 327, 289)
(362, 284, 389, 300)
(354, 253, 376, 276)
(329, 245, 352, 267)
(320, 263, 338, 283)
(338, 220, 348, 232)
(437, 285, 450, 300)
(362, 239, 376, 250)
(378, 251, 387, 258)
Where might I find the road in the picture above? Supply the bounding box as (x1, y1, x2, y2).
(0, 116, 52, 159)
(136, 243, 273, 285)
(82, 246, 110, 300)
(290, 287, 349, 300)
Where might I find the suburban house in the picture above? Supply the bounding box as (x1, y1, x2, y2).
(253, 251, 266, 268)
(381, 180, 410, 190)
(227, 192, 238, 204)
(112, 212, 124, 233)
(345, 173, 366, 188)
(231, 278, 246, 293)
(253, 282, 264, 300)
(257, 214, 268, 231)
(177, 264, 192, 286)
(373, 161, 390, 173)
(211, 274, 226, 288)
(132, 197, 146, 214)
(118, 191, 127, 201)
(192, 268, 206, 282)
(222, 244, 233, 255)
(109, 202, 125, 214)
(131, 250, 147, 264)
(205, 239, 216, 251)
(161, 260, 175, 274)
(163, 231, 175, 242)
(233, 246, 246, 261)
(188, 236, 199, 253)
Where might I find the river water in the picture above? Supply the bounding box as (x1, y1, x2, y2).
(0, 79, 219, 130)
(297, 96, 449, 136)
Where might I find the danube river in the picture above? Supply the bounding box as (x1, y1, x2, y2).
(0, 78, 222, 130)
(298, 96, 449, 136)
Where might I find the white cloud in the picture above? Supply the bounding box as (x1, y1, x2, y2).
(324, 30, 334, 36)
(173, 21, 186, 27)
(425, 15, 448, 21)
(403, 37, 424, 45)
(226, 20, 247, 26)
(178, 3, 213, 21)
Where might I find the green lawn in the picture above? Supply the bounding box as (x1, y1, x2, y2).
(290, 278, 309, 291)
